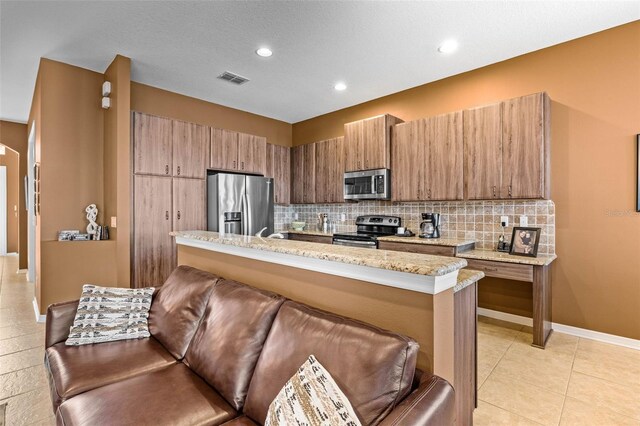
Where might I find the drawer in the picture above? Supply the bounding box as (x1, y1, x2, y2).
(287, 234, 332, 245)
(465, 259, 533, 282)
(378, 241, 456, 257)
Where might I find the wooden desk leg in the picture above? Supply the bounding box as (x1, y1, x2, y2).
(532, 264, 552, 348)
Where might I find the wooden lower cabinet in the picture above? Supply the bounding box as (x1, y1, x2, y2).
(133, 175, 174, 288)
(378, 240, 457, 256)
(454, 282, 478, 425)
(287, 233, 332, 245)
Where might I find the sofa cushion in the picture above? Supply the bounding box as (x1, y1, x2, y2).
(148, 265, 220, 359)
(265, 355, 362, 426)
(220, 416, 259, 426)
(57, 363, 237, 426)
(45, 336, 176, 410)
(243, 301, 419, 426)
(66, 285, 154, 346)
(185, 279, 285, 411)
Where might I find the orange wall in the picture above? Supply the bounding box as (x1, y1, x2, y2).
(0, 120, 28, 268)
(0, 148, 20, 253)
(130, 82, 292, 147)
(293, 22, 640, 340)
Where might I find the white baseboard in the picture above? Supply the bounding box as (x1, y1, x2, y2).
(17, 269, 27, 274)
(478, 307, 640, 351)
(32, 297, 46, 323)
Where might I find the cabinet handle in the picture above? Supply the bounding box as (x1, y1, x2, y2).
(275, 195, 278, 203)
(177, 166, 181, 176)
(165, 165, 169, 175)
(165, 211, 169, 220)
(481, 266, 499, 272)
(492, 186, 497, 198)
(177, 210, 181, 220)
(241, 161, 244, 170)
(427, 188, 432, 199)
(233, 160, 236, 169)
(508, 185, 513, 197)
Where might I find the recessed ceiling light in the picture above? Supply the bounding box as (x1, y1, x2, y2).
(334, 82, 347, 91)
(438, 40, 458, 54)
(256, 47, 272, 57)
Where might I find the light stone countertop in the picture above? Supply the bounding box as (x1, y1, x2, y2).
(455, 269, 485, 292)
(172, 230, 468, 277)
(378, 235, 476, 248)
(457, 249, 557, 266)
(285, 230, 476, 248)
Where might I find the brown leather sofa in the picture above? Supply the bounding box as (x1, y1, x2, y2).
(45, 266, 455, 426)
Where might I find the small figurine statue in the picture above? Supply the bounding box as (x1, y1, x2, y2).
(85, 204, 98, 236)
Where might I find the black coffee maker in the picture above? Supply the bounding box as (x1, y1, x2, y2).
(419, 213, 441, 239)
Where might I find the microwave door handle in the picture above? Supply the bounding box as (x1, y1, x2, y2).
(371, 175, 376, 194)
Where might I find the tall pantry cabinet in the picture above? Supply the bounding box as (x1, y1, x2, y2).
(132, 112, 208, 288)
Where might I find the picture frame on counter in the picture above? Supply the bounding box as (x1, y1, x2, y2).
(509, 227, 541, 257)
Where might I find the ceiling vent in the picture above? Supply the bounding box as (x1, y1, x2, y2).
(217, 71, 250, 85)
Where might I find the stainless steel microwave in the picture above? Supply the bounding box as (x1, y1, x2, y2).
(344, 169, 391, 201)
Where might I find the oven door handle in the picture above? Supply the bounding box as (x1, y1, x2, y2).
(332, 239, 377, 247)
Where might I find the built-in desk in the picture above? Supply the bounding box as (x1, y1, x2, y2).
(457, 250, 557, 348)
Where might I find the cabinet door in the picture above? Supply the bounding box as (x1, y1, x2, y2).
(502, 93, 546, 199)
(463, 103, 502, 199)
(267, 144, 291, 204)
(211, 128, 238, 171)
(173, 178, 206, 232)
(314, 139, 330, 204)
(426, 112, 464, 200)
(133, 112, 172, 176)
(332, 137, 345, 202)
(238, 133, 266, 175)
(344, 120, 364, 171)
(392, 120, 425, 201)
(133, 175, 174, 288)
(363, 115, 392, 170)
(173, 121, 209, 178)
(291, 145, 305, 204)
(302, 143, 316, 204)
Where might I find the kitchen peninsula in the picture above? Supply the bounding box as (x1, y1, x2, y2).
(172, 230, 483, 425)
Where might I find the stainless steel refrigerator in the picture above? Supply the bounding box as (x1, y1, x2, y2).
(207, 172, 274, 236)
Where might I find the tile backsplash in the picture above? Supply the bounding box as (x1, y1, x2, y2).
(275, 200, 556, 255)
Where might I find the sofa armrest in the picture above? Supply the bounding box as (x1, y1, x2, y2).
(45, 300, 79, 348)
(379, 374, 455, 426)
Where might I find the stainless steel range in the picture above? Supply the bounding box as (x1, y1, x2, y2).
(332, 215, 402, 249)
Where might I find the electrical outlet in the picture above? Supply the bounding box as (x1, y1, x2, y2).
(110, 216, 117, 228)
(293, 212, 299, 220)
(340, 213, 346, 222)
(520, 215, 528, 226)
(500, 215, 509, 227)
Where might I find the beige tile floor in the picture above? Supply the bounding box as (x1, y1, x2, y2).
(474, 316, 640, 426)
(0, 254, 638, 426)
(0, 256, 54, 426)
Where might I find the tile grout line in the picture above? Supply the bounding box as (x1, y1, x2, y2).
(479, 400, 546, 426)
(555, 337, 579, 425)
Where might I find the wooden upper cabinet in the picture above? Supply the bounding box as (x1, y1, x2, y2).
(134, 112, 173, 176)
(315, 137, 344, 203)
(238, 133, 267, 175)
(172, 121, 209, 179)
(502, 92, 549, 199)
(211, 128, 239, 171)
(172, 178, 206, 232)
(291, 143, 316, 204)
(464, 103, 503, 200)
(344, 114, 403, 172)
(266, 143, 291, 204)
(391, 121, 425, 202)
(426, 111, 464, 200)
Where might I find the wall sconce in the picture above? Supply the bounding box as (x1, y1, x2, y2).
(102, 81, 111, 109)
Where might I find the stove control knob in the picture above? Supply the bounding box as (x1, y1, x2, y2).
(394, 219, 398, 223)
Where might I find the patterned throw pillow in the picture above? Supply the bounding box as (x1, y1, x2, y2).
(65, 285, 155, 346)
(265, 355, 362, 426)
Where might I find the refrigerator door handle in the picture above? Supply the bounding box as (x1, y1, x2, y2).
(241, 190, 247, 235)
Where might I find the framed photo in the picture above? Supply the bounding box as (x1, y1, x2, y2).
(509, 227, 541, 257)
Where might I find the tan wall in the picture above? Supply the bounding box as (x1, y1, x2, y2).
(130, 82, 292, 147)
(0, 148, 20, 252)
(0, 120, 28, 268)
(292, 22, 640, 339)
(104, 55, 132, 287)
(28, 71, 42, 308)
